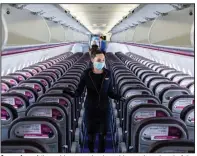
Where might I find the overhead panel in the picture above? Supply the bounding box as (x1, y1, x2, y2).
(125, 27, 136, 42)
(132, 20, 153, 43)
(24, 4, 89, 33)
(3, 4, 50, 46)
(112, 4, 175, 33)
(45, 20, 65, 43)
(149, 6, 194, 48)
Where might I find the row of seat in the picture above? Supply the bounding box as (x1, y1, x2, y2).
(126, 52, 194, 94)
(105, 52, 194, 153)
(1, 52, 90, 153)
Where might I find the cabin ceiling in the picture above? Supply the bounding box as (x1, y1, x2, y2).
(60, 4, 139, 35)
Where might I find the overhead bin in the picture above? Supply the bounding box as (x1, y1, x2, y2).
(2, 4, 50, 46)
(149, 6, 194, 48)
(133, 21, 153, 44)
(64, 27, 73, 42)
(45, 20, 65, 43)
(125, 27, 136, 42)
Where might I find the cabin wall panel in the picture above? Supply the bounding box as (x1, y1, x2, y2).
(132, 21, 153, 43)
(107, 43, 194, 76)
(46, 20, 65, 43)
(1, 45, 73, 76)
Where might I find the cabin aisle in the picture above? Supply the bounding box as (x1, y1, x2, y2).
(82, 106, 115, 153)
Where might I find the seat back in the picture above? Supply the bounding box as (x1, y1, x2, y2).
(14, 70, 33, 78)
(159, 86, 191, 107)
(26, 103, 70, 151)
(1, 103, 18, 141)
(28, 76, 51, 89)
(1, 80, 11, 93)
(144, 75, 163, 86)
(36, 74, 55, 84)
(187, 82, 194, 95)
(179, 77, 194, 87)
(2, 76, 19, 87)
(37, 93, 74, 143)
(126, 104, 172, 151)
(59, 76, 80, 83)
(148, 140, 194, 153)
(168, 95, 194, 118)
(40, 71, 58, 81)
(116, 74, 136, 84)
(53, 81, 77, 90)
(8, 117, 62, 153)
(30, 65, 43, 72)
(123, 95, 161, 133)
(8, 86, 38, 104)
(153, 82, 178, 97)
(133, 117, 188, 152)
(122, 87, 153, 98)
(160, 68, 176, 76)
(118, 78, 140, 89)
(19, 80, 46, 96)
(180, 105, 194, 141)
(8, 73, 26, 82)
(171, 74, 190, 83)
(165, 71, 182, 79)
(45, 69, 62, 79)
(48, 67, 64, 76)
(1, 93, 29, 117)
(1, 139, 50, 153)
(23, 67, 40, 75)
(147, 77, 170, 90)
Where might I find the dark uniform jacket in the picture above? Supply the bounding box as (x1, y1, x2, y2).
(65, 67, 121, 134)
(74, 68, 121, 111)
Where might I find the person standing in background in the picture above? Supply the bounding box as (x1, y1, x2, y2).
(100, 36, 106, 54)
(91, 40, 99, 47)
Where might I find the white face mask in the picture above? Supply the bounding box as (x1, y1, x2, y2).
(93, 62, 105, 70)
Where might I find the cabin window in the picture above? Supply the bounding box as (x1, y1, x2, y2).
(12, 67, 16, 73)
(173, 64, 176, 69)
(165, 62, 169, 66)
(6, 68, 11, 75)
(18, 64, 21, 70)
(188, 70, 192, 76)
(182, 68, 186, 74)
(1, 70, 5, 76)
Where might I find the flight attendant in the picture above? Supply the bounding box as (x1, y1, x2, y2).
(63, 49, 125, 153)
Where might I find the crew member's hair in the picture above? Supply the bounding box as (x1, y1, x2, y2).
(91, 44, 98, 51)
(90, 49, 105, 59)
